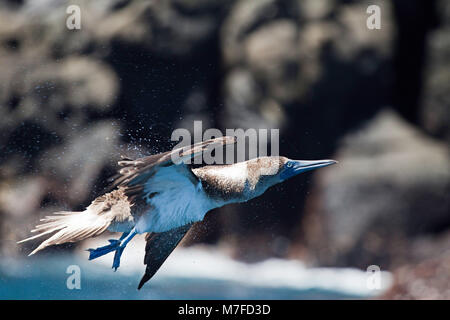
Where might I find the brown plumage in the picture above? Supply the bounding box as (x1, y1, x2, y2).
(18, 188, 135, 256)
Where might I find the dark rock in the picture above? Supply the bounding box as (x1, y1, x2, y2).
(379, 231, 450, 299)
(421, 0, 450, 142)
(299, 109, 450, 268)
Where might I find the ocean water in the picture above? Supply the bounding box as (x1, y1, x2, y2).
(0, 245, 392, 300)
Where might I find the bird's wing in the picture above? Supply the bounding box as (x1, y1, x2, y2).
(122, 137, 235, 287)
(138, 224, 193, 289)
(111, 136, 236, 229)
(19, 137, 234, 255)
(112, 136, 236, 191)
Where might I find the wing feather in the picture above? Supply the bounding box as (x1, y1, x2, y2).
(112, 136, 236, 191)
(138, 224, 193, 289)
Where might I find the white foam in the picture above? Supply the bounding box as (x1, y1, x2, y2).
(80, 237, 393, 297)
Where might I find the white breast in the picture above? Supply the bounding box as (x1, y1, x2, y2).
(134, 166, 215, 233)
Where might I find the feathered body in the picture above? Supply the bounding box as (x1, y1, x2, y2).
(19, 137, 336, 288)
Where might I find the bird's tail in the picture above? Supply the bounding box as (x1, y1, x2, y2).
(18, 210, 109, 256)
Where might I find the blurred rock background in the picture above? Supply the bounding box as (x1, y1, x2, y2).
(0, 0, 448, 299)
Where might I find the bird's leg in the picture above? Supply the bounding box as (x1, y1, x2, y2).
(119, 232, 130, 241)
(112, 228, 137, 271)
(87, 232, 130, 260)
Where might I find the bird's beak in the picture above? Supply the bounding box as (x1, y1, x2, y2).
(280, 159, 338, 180)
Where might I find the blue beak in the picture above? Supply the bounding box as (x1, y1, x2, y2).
(280, 159, 337, 180)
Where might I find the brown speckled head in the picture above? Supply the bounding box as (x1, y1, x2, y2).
(246, 156, 288, 181)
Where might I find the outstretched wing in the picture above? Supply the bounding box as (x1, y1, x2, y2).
(114, 137, 235, 287)
(138, 224, 193, 289)
(112, 136, 236, 190)
(112, 136, 236, 232)
(18, 137, 234, 256)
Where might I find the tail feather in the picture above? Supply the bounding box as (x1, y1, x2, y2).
(18, 210, 111, 256)
(31, 220, 71, 233)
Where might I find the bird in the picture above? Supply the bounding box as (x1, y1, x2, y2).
(18, 136, 337, 289)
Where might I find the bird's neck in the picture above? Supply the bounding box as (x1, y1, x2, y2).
(192, 162, 256, 206)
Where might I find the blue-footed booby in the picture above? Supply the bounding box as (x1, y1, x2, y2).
(18, 136, 337, 289)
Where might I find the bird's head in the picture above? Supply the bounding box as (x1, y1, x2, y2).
(246, 156, 337, 197)
(278, 157, 338, 181)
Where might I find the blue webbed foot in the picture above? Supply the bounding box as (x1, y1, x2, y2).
(88, 229, 137, 271)
(112, 246, 125, 271)
(87, 239, 120, 260)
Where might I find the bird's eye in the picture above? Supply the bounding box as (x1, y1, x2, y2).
(286, 162, 292, 168)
